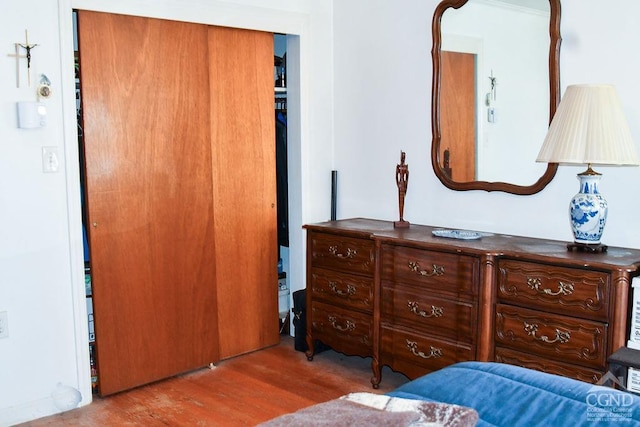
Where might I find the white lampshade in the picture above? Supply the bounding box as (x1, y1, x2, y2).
(536, 84, 639, 166)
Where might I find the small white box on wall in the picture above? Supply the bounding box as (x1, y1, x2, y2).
(17, 101, 47, 129)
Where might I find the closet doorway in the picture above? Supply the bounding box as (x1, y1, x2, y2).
(440, 50, 476, 182)
(274, 33, 291, 333)
(76, 11, 280, 396)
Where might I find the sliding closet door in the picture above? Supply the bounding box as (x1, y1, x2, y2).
(208, 26, 279, 359)
(78, 11, 219, 395)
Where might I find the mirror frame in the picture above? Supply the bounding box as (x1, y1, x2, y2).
(431, 0, 561, 195)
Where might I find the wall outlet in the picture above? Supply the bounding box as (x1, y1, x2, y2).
(0, 311, 8, 339)
(42, 147, 60, 173)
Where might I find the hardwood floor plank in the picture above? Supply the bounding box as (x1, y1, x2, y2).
(20, 337, 409, 426)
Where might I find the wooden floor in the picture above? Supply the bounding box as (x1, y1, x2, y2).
(22, 337, 409, 426)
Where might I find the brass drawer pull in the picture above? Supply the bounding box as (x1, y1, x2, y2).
(408, 301, 444, 318)
(527, 278, 574, 296)
(329, 282, 356, 297)
(408, 261, 445, 277)
(328, 315, 355, 332)
(406, 340, 442, 359)
(524, 322, 571, 344)
(328, 245, 357, 259)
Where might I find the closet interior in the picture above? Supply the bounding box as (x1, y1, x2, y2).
(274, 33, 290, 335)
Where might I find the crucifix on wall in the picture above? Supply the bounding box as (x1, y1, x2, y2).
(7, 30, 38, 88)
(488, 70, 497, 102)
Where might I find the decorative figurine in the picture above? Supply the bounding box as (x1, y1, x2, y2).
(8, 30, 38, 88)
(394, 150, 410, 228)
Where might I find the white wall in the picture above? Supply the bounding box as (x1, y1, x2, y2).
(333, 0, 640, 250)
(0, 1, 84, 424)
(3, 0, 640, 425)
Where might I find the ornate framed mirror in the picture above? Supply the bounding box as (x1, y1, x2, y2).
(431, 0, 561, 194)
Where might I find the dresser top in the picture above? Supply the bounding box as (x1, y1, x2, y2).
(304, 218, 640, 271)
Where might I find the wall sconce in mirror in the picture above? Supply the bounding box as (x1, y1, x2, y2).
(486, 70, 497, 123)
(536, 84, 639, 252)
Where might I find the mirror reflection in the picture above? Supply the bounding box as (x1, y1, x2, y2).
(432, 0, 560, 194)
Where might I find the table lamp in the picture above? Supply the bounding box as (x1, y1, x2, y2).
(536, 84, 639, 252)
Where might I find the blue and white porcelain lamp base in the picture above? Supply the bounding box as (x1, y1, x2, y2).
(567, 166, 609, 253)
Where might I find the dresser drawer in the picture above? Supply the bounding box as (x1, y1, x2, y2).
(380, 245, 478, 295)
(497, 259, 609, 321)
(381, 284, 475, 343)
(310, 268, 373, 313)
(495, 346, 602, 384)
(381, 326, 474, 379)
(308, 232, 375, 275)
(495, 303, 607, 369)
(310, 301, 373, 356)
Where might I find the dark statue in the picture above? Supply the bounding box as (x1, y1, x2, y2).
(394, 151, 410, 228)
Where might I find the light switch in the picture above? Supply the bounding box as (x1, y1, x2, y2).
(487, 107, 496, 123)
(0, 311, 8, 339)
(42, 147, 60, 173)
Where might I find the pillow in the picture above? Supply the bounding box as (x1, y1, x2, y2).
(258, 392, 478, 427)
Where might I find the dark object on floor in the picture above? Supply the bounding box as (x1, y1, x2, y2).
(292, 289, 329, 353)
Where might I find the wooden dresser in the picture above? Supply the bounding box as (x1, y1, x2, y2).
(303, 218, 640, 387)
(305, 227, 376, 359)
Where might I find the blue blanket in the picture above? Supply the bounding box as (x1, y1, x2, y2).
(388, 361, 640, 426)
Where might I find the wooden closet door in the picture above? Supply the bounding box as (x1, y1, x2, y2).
(441, 51, 476, 182)
(78, 12, 219, 395)
(208, 26, 279, 359)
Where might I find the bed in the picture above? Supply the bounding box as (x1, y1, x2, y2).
(260, 362, 640, 426)
(389, 361, 640, 426)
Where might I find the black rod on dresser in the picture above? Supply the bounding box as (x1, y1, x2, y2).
(331, 170, 337, 221)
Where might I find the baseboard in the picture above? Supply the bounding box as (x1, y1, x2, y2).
(0, 392, 91, 426)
